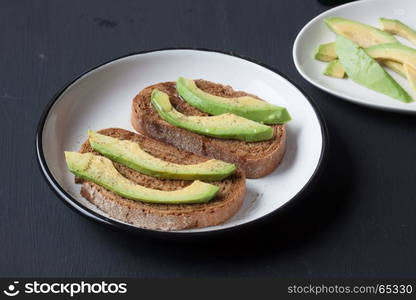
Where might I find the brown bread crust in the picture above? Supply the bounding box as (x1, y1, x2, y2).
(77, 128, 246, 231)
(131, 80, 286, 178)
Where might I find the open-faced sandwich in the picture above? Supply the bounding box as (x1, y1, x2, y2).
(131, 78, 291, 178)
(65, 128, 245, 231)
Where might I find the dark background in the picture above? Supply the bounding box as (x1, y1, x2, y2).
(1, 0, 415, 278)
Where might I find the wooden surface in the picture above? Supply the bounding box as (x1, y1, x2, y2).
(1, 0, 415, 277)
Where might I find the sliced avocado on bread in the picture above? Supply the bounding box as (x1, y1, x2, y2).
(65, 151, 219, 204)
(88, 130, 235, 180)
(73, 128, 246, 231)
(380, 18, 416, 46)
(131, 80, 287, 178)
(176, 77, 291, 124)
(151, 89, 273, 142)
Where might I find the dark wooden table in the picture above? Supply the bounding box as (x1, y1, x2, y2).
(1, 0, 415, 277)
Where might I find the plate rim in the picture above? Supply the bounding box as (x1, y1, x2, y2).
(35, 47, 328, 237)
(292, 0, 416, 114)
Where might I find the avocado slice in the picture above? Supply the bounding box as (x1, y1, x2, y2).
(365, 43, 416, 71)
(88, 130, 236, 181)
(324, 59, 346, 78)
(151, 89, 273, 142)
(336, 35, 413, 103)
(315, 42, 337, 62)
(325, 17, 398, 48)
(176, 77, 291, 124)
(382, 60, 406, 77)
(314, 42, 405, 77)
(380, 18, 416, 46)
(403, 64, 416, 93)
(65, 152, 219, 204)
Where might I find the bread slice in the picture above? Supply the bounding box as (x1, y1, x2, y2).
(131, 80, 286, 178)
(76, 128, 246, 231)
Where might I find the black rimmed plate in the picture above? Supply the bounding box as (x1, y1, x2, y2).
(36, 49, 327, 235)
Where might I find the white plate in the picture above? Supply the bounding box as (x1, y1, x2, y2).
(293, 0, 416, 113)
(36, 49, 326, 235)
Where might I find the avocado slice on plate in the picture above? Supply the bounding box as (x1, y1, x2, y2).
(321, 56, 406, 78)
(315, 42, 405, 77)
(315, 42, 337, 62)
(88, 130, 236, 181)
(315, 18, 402, 77)
(380, 18, 416, 46)
(403, 64, 416, 93)
(336, 35, 413, 103)
(65, 152, 219, 204)
(151, 89, 273, 142)
(176, 77, 291, 124)
(365, 43, 416, 90)
(383, 60, 405, 77)
(325, 17, 398, 48)
(324, 59, 346, 78)
(365, 43, 416, 71)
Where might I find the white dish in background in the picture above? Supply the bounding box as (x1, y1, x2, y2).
(36, 49, 326, 235)
(293, 0, 416, 113)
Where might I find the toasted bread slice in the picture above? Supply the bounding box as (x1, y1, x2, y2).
(131, 80, 286, 178)
(77, 128, 246, 231)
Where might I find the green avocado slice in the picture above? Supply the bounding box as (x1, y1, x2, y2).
(325, 17, 398, 48)
(365, 43, 416, 71)
(324, 59, 346, 78)
(65, 152, 219, 204)
(336, 35, 413, 103)
(314, 42, 405, 77)
(403, 64, 416, 93)
(88, 130, 236, 181)
(151, 89, 273, 142)
(315, 42, 337, 62)
(176, 77, 291, 124)
(383, 60, 406, 77)
(380, 18, 416, 46)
